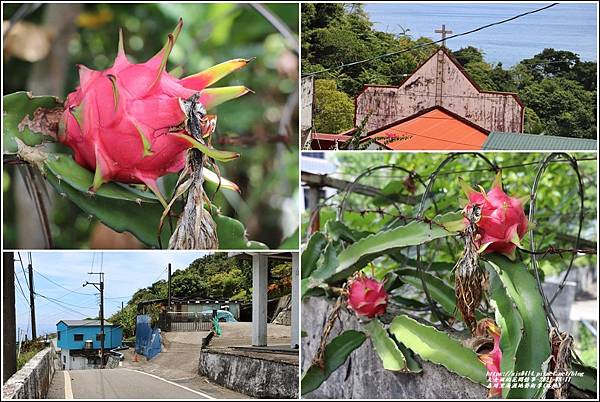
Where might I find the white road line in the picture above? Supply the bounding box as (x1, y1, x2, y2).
(63, 371, 73, 399)
(122, 369, 215, 399)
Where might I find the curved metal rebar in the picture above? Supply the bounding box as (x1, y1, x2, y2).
(528, 153, 585, 331)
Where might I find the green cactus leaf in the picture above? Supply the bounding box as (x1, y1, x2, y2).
(301, 232, 327, 279)
(389, 314, 488, 385)
(483, 255, 551, 399)
(395, 268, 486, 323)
(301, 330, 367, 395)
(45, 168, 170, 247)
(211, 209, 268, 249)
(309, 243, 339, 281)
(570, 362, 597, 393)
(395, 268, 457, 316)
(43, 153, 158, 203)
(395, 341, 423, 373)
(3, 91, 63, 154)
(363, 319, 407, 371)
(325, 220, 371, 243)
(44, 164, 264, 249)
(307, 212, 458, 287)
(487, 265, 524, 398)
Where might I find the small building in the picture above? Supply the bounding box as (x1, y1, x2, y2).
(56, 320, 123, 370)
(137, 297, 241, 320)
(173, 297, 241, 320)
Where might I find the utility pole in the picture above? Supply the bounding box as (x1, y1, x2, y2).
(121, 301, 124, 313)
(167, 263, 172, 311)
(3, 252, 17, 383)
(84, 272, 104, 368)
(27, 263, 37, 340)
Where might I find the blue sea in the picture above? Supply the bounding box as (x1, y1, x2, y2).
(365, 2, 597, 66)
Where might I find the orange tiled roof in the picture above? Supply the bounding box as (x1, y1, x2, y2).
(365, 107, 489, 150)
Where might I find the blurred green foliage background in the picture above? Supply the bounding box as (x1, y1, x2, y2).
(3, 3, 299, 249)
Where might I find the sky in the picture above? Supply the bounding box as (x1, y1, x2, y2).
(12, 251, 209, 337)
(365, 2, 597, 66)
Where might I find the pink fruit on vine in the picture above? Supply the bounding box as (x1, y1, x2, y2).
(59, 18, 250, 204)
(478, 320, 503, 397)
(346, 273, 388, 318)
(460, 172, 529, 259)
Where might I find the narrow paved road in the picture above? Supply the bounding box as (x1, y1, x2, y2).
(47, 368, 213, 399)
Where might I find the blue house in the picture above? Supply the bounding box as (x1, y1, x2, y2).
(56, 320, 123, 370)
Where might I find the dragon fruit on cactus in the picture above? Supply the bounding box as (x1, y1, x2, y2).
(478, 320, 503, 397)
(346, 273, 388, 318)
(59, 18, 249, 205)
(460, 172, 529, 259)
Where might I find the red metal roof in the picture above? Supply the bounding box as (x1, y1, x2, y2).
(365, 107, 489, 150)
(310, 132, 351, 150)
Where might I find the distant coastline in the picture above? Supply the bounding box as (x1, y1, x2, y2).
(366, 3, 597, 67)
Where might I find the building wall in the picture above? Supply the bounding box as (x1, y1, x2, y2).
(60, 349, 101, 371)
(301, 76, 314, 131)
(355, 49, 523, 133)
(56, 323, 123, 350)
(178, 302, 240, 320)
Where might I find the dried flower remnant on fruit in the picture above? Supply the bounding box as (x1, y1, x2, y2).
(454, 203, 485, 332)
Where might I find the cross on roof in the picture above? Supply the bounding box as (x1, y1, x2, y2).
(435, 24, 453, 47)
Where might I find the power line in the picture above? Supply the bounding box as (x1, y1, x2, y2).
(34, 293, 90, 318)
(104, 295, 133, 300)
(16, 252, 30, 292)
(33, 269, 97, 296)
(34, 293, 99, 310)
(14, 272, 29, 306)
(153, 266, 169, 284)
(303, 3, 559, 77)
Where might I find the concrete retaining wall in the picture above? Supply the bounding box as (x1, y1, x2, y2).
(2, 347, 56, 399)
(199, 350, 298, 399)
(302, 297, 487, 399)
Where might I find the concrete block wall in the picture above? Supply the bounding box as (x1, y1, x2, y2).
(2, 347, 56, 399)
(199, 350, 298, 399)
(302, 297, 487, 399)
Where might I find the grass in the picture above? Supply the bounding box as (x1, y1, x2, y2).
(16, 342, 45, 371)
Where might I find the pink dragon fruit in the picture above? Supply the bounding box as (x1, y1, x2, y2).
(460, 172, 529, 259)
(59, 19, 249, 205)
(346, 273, 388, 318)
(478, 320, 503, 397)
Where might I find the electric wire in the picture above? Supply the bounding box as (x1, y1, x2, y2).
(303, 3, 559, 77)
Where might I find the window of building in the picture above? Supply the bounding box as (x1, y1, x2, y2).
(57, 331, 61, 341)
(96, 333, 105, 341)
(73, 334, 83, 341)
(63, 355, 66, 363)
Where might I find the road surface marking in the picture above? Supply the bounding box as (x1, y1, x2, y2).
(63, 371, 73, 399)
(123, 369, 215, 399)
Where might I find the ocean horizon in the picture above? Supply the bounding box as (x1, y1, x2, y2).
(365, 2, 597, 67)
